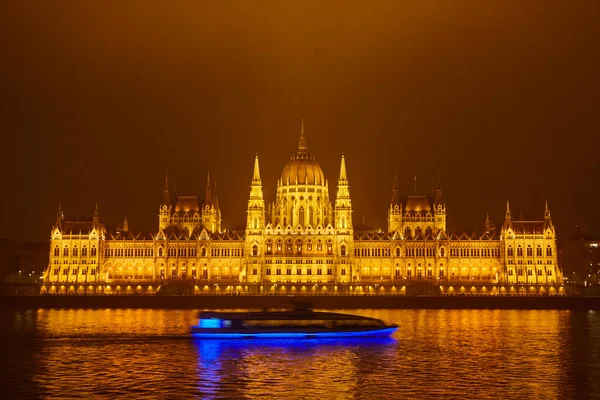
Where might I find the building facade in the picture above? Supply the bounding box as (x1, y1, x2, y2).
(562, 237, 600, 286)
(42, 125, 563, 295)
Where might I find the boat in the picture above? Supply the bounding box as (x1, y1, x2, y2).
(190, 306, 398, 339)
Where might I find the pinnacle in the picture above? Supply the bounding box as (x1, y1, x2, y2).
(252, 154, 261, 182)
(339, 154, 348, 182)
(298, 119, 308, 153)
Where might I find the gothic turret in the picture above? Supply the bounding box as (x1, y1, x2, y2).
(432, 178, 446, 233)
(159, 172, 171, 230)
(205, 171, 212, 206)
(544, 200, 554, 231)
(246, 155, 265, 232)
(55, 202, 63, 231)
(504, 201, 512, 228)
(388, 172, 402, 234)
(202, 171, 221, 233)
(334, 154, 353, 275)
(335, 154, 352, 233)
(93, 202, 100, 229)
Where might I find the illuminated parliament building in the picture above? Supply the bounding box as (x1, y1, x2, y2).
(42, 125, 563, 295)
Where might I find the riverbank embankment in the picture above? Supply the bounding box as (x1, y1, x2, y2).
(2, 294, 600, 310)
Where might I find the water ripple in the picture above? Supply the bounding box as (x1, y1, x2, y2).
(1, 309, 599, 399)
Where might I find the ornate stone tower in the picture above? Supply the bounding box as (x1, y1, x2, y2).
(55, 202, 63, 232)
(246, 155, 265, 233)
(335, 154, 353, 280)
(432, 180, 446, 234)
(159, 173, 171, 231)
(202, 172, 221, 233)
(388, 172, 402, 234)
(334, 155, 353, 233)
(504, 201, 512, 231)
(245, 155, 266, 272)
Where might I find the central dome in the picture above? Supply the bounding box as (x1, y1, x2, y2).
(281, 154, 325, 186)
(280, 122, 326, 186)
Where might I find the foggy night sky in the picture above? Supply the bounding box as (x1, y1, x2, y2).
(0, 1, 599, 242)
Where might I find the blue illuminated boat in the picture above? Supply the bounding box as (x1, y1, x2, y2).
(191, 308, 398, 339)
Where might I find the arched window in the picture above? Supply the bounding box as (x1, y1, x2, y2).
(307, 240, 313, 251)
(299, 207, 305, 227)
(395, 247, 401, 257)
(526, 246, 532, 256)
(286, 239, 293, 254)
(440, 247, 445, 257)
(326, 240, 333, 255)
(266, 240, 273, 255)
(91, 246, 97, 256)
(276, 239, 283, 254)
(507, 246, 513, 257)
(63, 246, 69, 256)
(252, 245, 258, 256)
(317, 240, 323, 252)
(201, 247, 206, 257)
(425, 227, 432, 236)
(517, 246, 523, 257)
(404, 227, 412, 237)
(54, 246, 59, 256)
(158, 247, 163, 257)
(415, 227, 422, 237)
(296, 239, 302, 254)
(546, 246, 552, 257)
(536, 246, 542, 257)
(308, 207, 314, 226)
(73, 246, 78, 256)
(340, 245, 346, 257)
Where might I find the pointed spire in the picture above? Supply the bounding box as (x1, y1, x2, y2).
(123, 215, 129, 233)
(505, 201, 512, 226)
(339, 154, 348, 182)
(248, 156, 264, 201)
(390, 171, 399, 205)
(252, 154, 261, 183)
(298, 119, 308, 153)
(162, 171, 170, 205)
(205, 171, 212, 206)
(413, 171, 417, 193)
(544, 199, 553, 227)
(93, 202, 99, 228)
(55, 202, 63, 229)
(485, 213, 491, 232)
(434, 173, 443, 205)
(362, 213, 366, 225)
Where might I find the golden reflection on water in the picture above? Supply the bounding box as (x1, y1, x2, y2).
(4, 309, 598, 398)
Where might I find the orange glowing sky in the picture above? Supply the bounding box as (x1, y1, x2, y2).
(0, 1, 599, 240)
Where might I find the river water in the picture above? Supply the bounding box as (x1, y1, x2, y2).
(1, 309, 599, 399)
